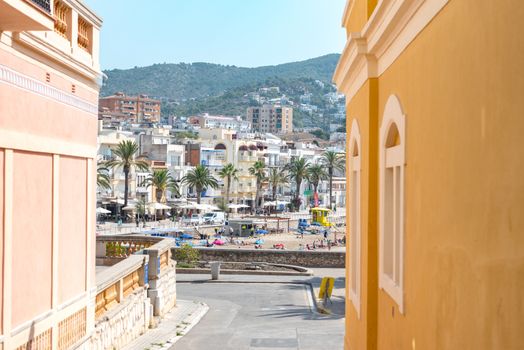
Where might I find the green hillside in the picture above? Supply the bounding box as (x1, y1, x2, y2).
(101, 54, 340, 100)
(101, 54, 345, 127)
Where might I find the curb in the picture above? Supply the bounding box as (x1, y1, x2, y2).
(177, 279, 333, 317)
(162, 302, 210, 348)
(143, 301, 209, 350)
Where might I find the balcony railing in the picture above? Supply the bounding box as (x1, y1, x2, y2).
(30, 0, 51, 13)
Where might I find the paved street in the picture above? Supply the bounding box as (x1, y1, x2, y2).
(173, 280, 344, 350)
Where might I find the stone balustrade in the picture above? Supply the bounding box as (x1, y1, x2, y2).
(96, 234, 177, 318)
(96, 235, 164, 261)
(142, 238, 177, 316)
(91, 254, 151, 350)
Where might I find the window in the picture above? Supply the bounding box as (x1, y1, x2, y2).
(348, 119, 361, 318)
(379, 95, 406, 313)
(77, 16, 91, 52)
(53, 1, 69, 38)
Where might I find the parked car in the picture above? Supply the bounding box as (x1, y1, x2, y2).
(182, 214, 202, 225)
(202, 211, 226, 224)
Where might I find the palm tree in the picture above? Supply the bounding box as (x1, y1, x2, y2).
(307, 164, 327, 207)
(97, 163, 111, 190)
(217, 163, 239, 207)
(142, 169, 179, 203)
(321, 151, 346, 209)
(268, 167, 288, 201)
(135, 198, 147, 225)
(182, 165, 219, 204)
(287, 157, 310, 211)
(248, 160, 266, 211)
(106, 140, 149, 207)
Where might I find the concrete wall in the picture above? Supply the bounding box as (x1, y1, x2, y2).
(59, 156, 88, 304)
(345, 80, 379, 350)
(173, 247, 345, 268)
(0, 1, 101, 347)
(336, 0, 524, 349)
(12, 151, 53, 328)
(89, 287, 151, 350)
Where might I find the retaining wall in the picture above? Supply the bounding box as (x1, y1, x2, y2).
(172, 247, 345, 268)
(89, 287, 152, 350)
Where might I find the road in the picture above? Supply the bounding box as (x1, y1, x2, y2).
(173, 282, 344, 350)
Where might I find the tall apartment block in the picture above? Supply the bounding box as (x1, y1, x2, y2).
(99, 92, 161, 123)
(247, 105, 293, 134)
(0, 0, 101, 348)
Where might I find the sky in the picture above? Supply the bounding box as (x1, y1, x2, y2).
(84, 0, 347, 70)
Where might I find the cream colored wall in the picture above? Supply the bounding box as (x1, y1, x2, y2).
(58, 156, 87, 304)
(0, 34, 99, 103)
(11, 151, 53, 328)
(0, 83, 96, 146)
(0, 6, 100, 345)
(375, 1, 524, 348)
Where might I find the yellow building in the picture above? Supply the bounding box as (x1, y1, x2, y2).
(334, 1, 524, 349)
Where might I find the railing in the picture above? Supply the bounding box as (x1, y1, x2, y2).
(95, 254, 148, 318)
(96, 235, 176, 317)
(29, 0, 51, 13)
(96, 235, 163, 259)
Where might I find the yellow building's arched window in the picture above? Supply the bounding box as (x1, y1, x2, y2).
(349, 119, 361, 318)
(379, 95, 406, 313)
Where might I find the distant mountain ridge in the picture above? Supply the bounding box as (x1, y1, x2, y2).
(101, 54, 341, 101)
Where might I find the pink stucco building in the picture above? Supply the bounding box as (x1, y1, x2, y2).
(0, 0, 102, 348)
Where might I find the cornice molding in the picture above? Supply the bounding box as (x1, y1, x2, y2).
(67, 0, 103, 28)
(0, 63, 98, 115)
(14, 32, 101, 82)
(333, 0, 449, 101)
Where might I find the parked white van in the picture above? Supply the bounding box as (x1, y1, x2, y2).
(202, 211, 226, 224)
(182, 214, 202, 225)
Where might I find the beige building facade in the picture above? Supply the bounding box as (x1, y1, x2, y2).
(247, 104, 293, 134)
(99, 92, 161, 124)
(0, 0, 102, 348)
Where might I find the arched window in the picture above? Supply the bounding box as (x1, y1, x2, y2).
(379, 95, 406, 313)
(215, 143, 226, 150)
(348, 119, 361, 318)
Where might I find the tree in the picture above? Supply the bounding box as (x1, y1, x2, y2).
(182, 165, 219, 204)
(142, 169, 179, 203)
(217, 163, 239, 207)
(321, 151, 345, 209)
(97, 163, 111, 190)
(135, 198, 147, 224)
(248, 160, 266, 211)
(106, 140, 149, 207)
(287, 157, 310, 211)
(267, 167, 288, 201)
(307, 164, 327, 207)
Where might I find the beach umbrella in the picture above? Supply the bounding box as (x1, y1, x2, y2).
(96, 207, 111, 214)
(149, 202, 171, 210)
(213, 239, 225, 245)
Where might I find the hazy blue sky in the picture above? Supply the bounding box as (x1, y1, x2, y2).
(84, 0, 347, 70)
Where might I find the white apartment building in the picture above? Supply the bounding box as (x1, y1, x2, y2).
(247, 105, 293, 134)
(189, 114, 251, 132)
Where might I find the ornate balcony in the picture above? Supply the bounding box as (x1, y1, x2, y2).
(0, 0, 54, 31)
(29, 0, 51, 13)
